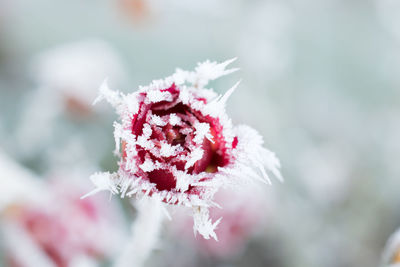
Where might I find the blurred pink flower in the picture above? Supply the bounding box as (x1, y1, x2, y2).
(8, 201, 99, 267)
(2, 175, 124, 267)
(171, 187, 269, 258)
(33, 39, 124, 116)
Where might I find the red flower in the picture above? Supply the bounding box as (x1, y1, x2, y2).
(89, 59, 281, 239)
(119, 83, 232, 195)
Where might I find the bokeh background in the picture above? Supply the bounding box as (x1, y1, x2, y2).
(1, 0, 400, 266)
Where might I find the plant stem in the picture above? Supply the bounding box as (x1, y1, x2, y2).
(114, 197, 164, 267)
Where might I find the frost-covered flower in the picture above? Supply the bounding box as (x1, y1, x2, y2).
(87, 59, 281, 239)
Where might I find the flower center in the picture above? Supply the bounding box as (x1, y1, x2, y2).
(123, 85, 231, 193)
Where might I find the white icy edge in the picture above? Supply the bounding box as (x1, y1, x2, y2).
(381, 227, 400, 267)
(86, 59, 282, 240)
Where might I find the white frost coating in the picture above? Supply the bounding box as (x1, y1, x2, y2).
(81, 172, 118, 199)
(202, 81, 240, 119)
(178, 87, 190, 104)
(180, 127, 193, 135)
(191, 58, 240, 88)
(146, 89, 173, 103)
(160, 142, 179, 157)
(93, 80, 122, 108)
(124, 94, 140, 115)
(142, 123, 153, 139)
(136, 136, 154, 150)
(193, 122, 213, 144)
(184, 147, 204, 170)
(151, 114, 167, 126)
(139, 158, 156, 172)
(174, 171, 191, 192)
(229, 125, 282, 186)
(169, 113, 181, 126)
(219, 80, 241, 108)
(192, 206, 222, 240)
(89, 59, 282, 240)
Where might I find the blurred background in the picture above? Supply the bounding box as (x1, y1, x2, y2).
(1, 0, 400, 266)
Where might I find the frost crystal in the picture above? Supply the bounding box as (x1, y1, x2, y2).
(86, 59, 281, 239)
